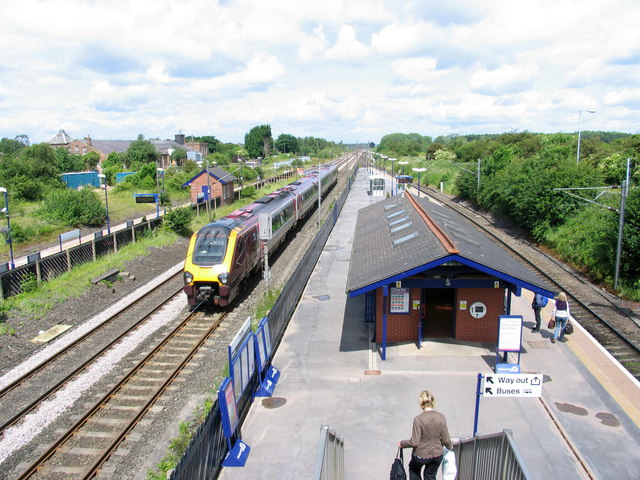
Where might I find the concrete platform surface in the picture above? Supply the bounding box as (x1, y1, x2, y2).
(219, 169, 640, 480)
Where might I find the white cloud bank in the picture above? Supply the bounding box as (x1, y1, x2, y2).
(0, 0, 639, 145)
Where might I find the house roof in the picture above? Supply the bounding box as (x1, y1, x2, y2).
(89, 140, 132, 154)
(346, 192, 554, 298)
(181, 167, 238, 187)
(150, 139, 199, 155)
(48, 129, 74, 145)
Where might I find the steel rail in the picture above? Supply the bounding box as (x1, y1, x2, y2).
(0, 283, 184, 434)
(16, 310, 227, 479)
(0, 271, 183, 400)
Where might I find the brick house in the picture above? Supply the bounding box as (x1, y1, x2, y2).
(181, 166, 237, 206)
(49, 131, 202, 170)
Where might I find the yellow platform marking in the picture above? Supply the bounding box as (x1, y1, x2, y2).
(525, 291, 640, 427)
(31, 324, 73, 344)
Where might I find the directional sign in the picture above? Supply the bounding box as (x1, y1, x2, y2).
(483, 373, 543, 397)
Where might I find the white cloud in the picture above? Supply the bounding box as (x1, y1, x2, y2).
(1, 0, 640, 143)
(392, 57, 441, 83)
(326, 25, 370, 59)
(371, 22, 431, 55)
(470, 65, 537, 95)
(604, 89, 640, 108)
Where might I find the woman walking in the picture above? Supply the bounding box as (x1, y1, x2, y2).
(551, 292, 571, 343)
(399, 390, 452, 480)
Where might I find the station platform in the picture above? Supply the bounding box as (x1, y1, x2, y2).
(219, 169, 640, 479)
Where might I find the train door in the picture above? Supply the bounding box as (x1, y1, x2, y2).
(421, 288, 455, 338)
(232, 235, 247, 281)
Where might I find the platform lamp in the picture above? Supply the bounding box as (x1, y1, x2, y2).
(398, 161, 409, 193)
(157, 168, 166, 215)
(0, 187, 14, 269)
(389, 158, 397, 195)
(97, 174, 111, 234)
(577, 109, 596, 163)
(412, 168, 426, 197)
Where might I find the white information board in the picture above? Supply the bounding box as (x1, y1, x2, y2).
(498, 315, 522, 352)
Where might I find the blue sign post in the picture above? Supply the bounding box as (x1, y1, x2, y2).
(254, 317, 280, 397)
(218, 377, 250, 467)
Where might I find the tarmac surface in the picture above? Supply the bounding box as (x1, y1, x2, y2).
(219, 169, 640, 479)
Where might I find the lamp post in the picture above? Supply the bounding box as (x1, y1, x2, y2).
(398, 161, 409, 193)
(157, 168, 166, 215)
(412, 168, 426, 197)
(389, 158, 397, 195)
(0, 187, 15, 269)
(577, 109, 596, 163)
(97, 174, 110, 234)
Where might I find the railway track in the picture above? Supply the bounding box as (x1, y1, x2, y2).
(16, 310, 227, 479)
(418, 183, 640, 381)
(0, 271, 184, 435)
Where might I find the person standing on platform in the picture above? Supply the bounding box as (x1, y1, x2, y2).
(531, 293, 548, 332)
(551, 292, 571, 343)
(399, 390, 452, 480)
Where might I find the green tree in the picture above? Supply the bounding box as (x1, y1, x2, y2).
(163, 206, 195, 234)
(377, 133, 430, 156)
(0, 137, 26, 156)
(245, 125, 273, 159)
(53, 148, 85, 172)
(84, 151, 101, 170)
(124, 135, 159, 169)
(275, 134, 299, 154)
(38, 187, 105, 227)
(0, 143, 63, 201)
(170, 148, 187, 166)
(196, 135, 223, 154)
(102, 152, 126, 185)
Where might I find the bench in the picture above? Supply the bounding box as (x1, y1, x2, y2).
(91, 268, 120, 285)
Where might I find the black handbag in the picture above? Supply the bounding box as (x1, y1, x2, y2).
(564, 320, 574, 335)
(390, 447, 407, 480)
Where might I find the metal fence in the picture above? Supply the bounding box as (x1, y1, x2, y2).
(313, 425, 345, 480)
(170, 169, 356, 480)
(0, 172, 300, 300)
(0, 217, 163, 299)
(454, 429, 530, 480)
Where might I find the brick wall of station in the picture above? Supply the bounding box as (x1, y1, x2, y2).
(375, 285, 506, 344)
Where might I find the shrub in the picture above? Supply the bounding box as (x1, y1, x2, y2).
(240, 185, 257, 198)
(38, 188, 105, 227)
(163, 207, 195, 234)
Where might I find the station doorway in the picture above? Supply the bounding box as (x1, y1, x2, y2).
(421, 288, 455, 338)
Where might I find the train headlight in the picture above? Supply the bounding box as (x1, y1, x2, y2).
(218, 272, 229, 285)
(183, 271, 194, 285)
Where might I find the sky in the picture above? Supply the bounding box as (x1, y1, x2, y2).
(1, 0, 639, 146)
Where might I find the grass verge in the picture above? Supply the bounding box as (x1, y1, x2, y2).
(0, 228, 180, 325)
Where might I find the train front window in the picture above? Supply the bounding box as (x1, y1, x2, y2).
(193, 227, 228, 265)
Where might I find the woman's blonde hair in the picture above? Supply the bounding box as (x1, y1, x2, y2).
(556, 292, 567, 301)
(419, 390, 436, 410)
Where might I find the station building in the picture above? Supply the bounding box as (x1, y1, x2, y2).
(346, 191, 555, 358)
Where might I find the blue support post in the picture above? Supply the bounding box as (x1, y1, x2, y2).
(473, 373, 483, 437)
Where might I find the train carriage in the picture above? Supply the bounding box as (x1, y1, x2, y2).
(183, 164, 337, 307)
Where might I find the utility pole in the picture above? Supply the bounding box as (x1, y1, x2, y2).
(614, 158, 631, 290)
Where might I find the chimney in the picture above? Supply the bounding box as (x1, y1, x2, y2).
(175, 133, 185, 145)
(85, 135, 92, 146)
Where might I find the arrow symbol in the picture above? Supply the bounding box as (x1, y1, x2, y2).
(486, 377, 494, 384)
(485, 387, 493, 395)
